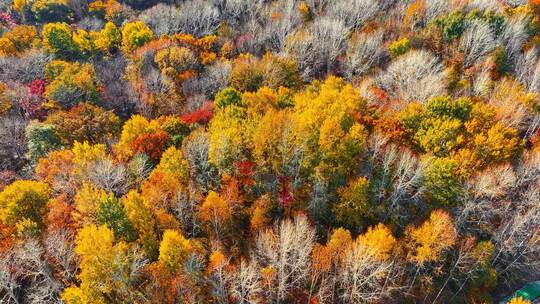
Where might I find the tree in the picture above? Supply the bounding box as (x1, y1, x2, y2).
(122, 190, 157, 256)
(121, 21, 154, 53)
(200, 191, 231, 240)
(62, 224, 142, 304)
(0, 25, 38, 54)
(158, 229, 193, 274)
(214, 87, 242, 112)
(97, 194, 136, 241)
(44, 60, 101, 109)
(0, 180, 51, 236)
(254, 214, 315, 302)
(334, 177, 370, 231)
(130, 131, 170, 162)
(356, 223, 396, 261)
(388, 38, 410, 59)
(155, 146, 189, 181)
(30, 0, 72, 23)
(41, 22, 78, 58)
(35, 149, 76, 195)
(405, 209, 456, 265)
(424, 157, 462, 207)
(72, 183, 108, 226)
(508, 297, 532, 304)
(25, 121, 62, 162)
(377, 50, 446, 103)
(45, 102, 121, 146)
(94, 22, 121, 54)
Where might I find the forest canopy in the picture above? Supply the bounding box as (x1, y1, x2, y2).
(0, 0, 540, 303)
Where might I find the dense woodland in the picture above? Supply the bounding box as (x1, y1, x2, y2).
(0, 0, 540, 303)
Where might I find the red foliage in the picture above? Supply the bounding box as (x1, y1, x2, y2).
(29, 79, 46, 97)
(180, 102, 214, 125)
(20, 96, 47, 120)
(234, 160, 255, 186)
(131, 131, 170, 162)
(278, 175, 292, 209)
(0, 13, 16, 29)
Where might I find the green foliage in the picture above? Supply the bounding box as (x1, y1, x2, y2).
(97, 195, 137, 242)
(41, 22, 78, 58)
(389, 38, 411, 58)
(31, 0, 72, 23)
(334, 177, 370, 231)
(121, 21, 154, 53)
(434, 11, 466, 42)
(44, 60, 101, 108)
(424, 157, 462, 207)
(26, 121, 63, 161)
(214, 87, 243, 111)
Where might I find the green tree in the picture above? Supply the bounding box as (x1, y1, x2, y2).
(333, 177, 370, 231)
(214, 87, 243, 112)
(41, 22, 78, 58)
(26, 121, 62, 161)
(121, 21, 154, 53)
(97, 195, 137, 241)
(424, 157, 462, 207)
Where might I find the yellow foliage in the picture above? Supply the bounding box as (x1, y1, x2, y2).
(158, 229, 192, 273)
(62, 224, 130, 304)
(356, 223, 396, 261)
(122, 190, 156, 243)
(0, 180, 51, 234)
(200, 191, 231, 223)
(508, 297, 532, 304)
(208, 250, 226, 271)
(405, 210, 456, 264)
(121, 21, 154, 53)
(73, 183, 108, 226)
(326, 228, 353, 264)
(155, 146, 189, 181)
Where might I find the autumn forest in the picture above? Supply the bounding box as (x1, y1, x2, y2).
(0, 0, 539, 303)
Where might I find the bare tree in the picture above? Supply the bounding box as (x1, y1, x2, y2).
(344, 30, 386, 80)
(327, 0, 381, 30)
(501, 14, 531, 65)
(229, 260, 262, 304)
(0, 51, 52, 84)
(286, 17, 348, 79)
(141, 1, 220, 37)
(460, 20, 496, 67)
(376, 50, 447, 104)
(254, 214, 315, 303)
(336, 242, 404, 303)
(44, 230, 79, 283)
(0, 116, 27, 171)
(86, 158, 128, 196)
(182, 130, 220, 193)
(0, 239, 64, 304)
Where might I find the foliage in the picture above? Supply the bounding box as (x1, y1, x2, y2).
(121, 21, 154, 53)
(389, 37, 411, 58)
(0, 180, 51, 236)
(44, 60, 101, 109)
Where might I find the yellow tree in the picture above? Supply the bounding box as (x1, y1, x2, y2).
(0, 180, 51, 236)
(508, 297, 532, 304)
(200, 191, 231, 240)
(62, 224, 131, 304)
(123, 190, 158, 257)
(356, 223, 396, 261)
(405, 209, 457, 265)
(158, 229, 193, 274)
(72, 183, 108, 226)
